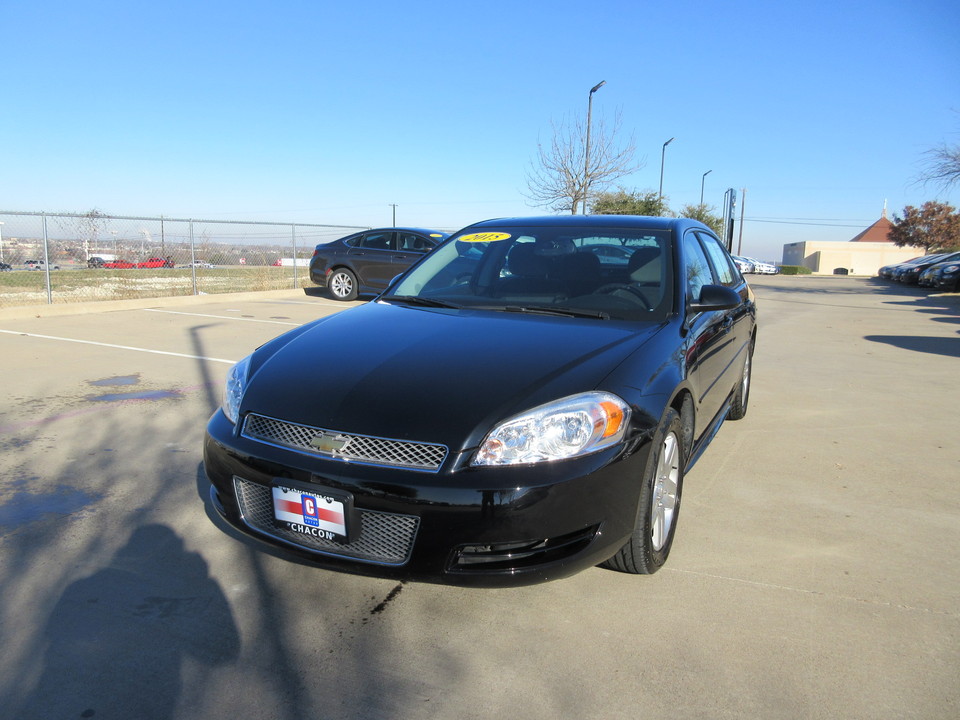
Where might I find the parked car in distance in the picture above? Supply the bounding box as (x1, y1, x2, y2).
(137, 257, 175, 269)
(895, 252, 958, 284)
(741, 256, 778, 274)
(102, 259, 136, 269)
(204, 215, 757, 586)
(0, 262, 12, 272)
(878, 256, 923, 279)
(881, 254, 941, 281)
(930, 259, 960, 292)
(731, 256, 754, 274)
(309, 227, 449, 300)
(24, 259, 60, 270)
(87, 256, 106, 268)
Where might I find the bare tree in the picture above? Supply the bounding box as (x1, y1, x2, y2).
(918, 141, 960, 190)
(525, 110, 641, 215)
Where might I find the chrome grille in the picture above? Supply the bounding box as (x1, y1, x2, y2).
(233, 477, 418, 565)
(242, 413, 447, 472)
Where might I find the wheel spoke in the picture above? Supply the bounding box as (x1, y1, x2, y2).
(650, 432, 680, 551)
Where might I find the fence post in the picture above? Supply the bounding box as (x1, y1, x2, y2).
(292, 225, 298, 289)
(189, 220, 198, 295)
(42, 213, 53, 304)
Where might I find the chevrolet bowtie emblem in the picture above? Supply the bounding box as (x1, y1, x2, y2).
(309, 432, 350, 454)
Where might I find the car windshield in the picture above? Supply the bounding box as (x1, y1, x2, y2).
(384, 225, 674, 322)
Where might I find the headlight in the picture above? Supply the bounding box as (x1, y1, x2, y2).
(943, 264, 959, 274)
(472, 392, 630, 466)
(222, 355, 252, 424)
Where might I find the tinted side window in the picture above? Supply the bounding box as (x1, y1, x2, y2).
(697, 231, 738, 286)
(682, 232, 715, 302)
(398, 232, 431, 252)
(360, 231, 395, 251)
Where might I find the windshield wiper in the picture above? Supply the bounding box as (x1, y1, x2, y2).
(385, 295, 462, 309)
(501, 305, 610, 320)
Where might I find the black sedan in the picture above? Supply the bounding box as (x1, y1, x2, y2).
(896, 252, 960, 284)
(878, 256, 924, 279)
(204, 216, 757, 586)
(309, 227, 449, 300)
(930, 258, 960, 292)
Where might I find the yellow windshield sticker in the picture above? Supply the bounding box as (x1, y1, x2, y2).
(458, 232, 511, 243)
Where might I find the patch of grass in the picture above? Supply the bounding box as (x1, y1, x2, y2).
(0, 267, 308, 308)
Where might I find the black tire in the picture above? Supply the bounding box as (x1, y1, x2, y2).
(727, 341, 753, 421)
(604, 408, 684, 575)
(328, 268, 358, 301)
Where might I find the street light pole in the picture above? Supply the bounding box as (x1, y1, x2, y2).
(389, 204, 397, 225)
(737, 187, 747, 256)
(658, 137, 674, 209)
(700, 170, 713, 206)
(583, 80, 606, 215)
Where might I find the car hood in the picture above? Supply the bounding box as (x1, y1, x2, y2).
(240, 301, 663, 449)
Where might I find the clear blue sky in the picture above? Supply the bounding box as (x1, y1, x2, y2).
(3, 0, 959, 260)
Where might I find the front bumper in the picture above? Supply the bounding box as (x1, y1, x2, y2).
(203, 409, 650, 586)
(934, 271, 959, 291)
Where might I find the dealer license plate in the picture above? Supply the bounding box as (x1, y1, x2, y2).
(272, 484, 349, 542)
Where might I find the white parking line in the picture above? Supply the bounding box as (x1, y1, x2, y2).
(0, 329, 237, 364)
(142, 308, 302, 325)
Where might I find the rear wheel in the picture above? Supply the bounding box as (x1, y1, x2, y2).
(604, 408, 684, 574)
(328, 268, 358, 301)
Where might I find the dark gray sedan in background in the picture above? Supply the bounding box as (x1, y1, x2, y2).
(309, 227, 449, 300)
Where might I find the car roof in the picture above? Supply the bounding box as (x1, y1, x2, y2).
(462, 215, 711, 233)
(361, 227, 449, 235)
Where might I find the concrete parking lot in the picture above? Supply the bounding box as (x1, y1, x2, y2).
(0, 276, 957, 719)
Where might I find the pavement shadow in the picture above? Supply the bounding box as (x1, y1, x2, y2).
(863, 334, 960, 358)
(15, 524, 240, 720)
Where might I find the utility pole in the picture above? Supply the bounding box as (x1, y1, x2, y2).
(737, 188, 747, 256)
(389, 204, 398, 226)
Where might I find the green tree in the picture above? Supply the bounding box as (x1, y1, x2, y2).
(590, 188, 669, 216)
(679, 203, 724, 236)
(889, 201, 960, 252)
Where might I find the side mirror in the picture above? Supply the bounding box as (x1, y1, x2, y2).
(688, 284, 741, 312)
(381, 274, 403, 294)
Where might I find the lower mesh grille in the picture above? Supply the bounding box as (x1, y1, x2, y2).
(233, 477, 419, 566)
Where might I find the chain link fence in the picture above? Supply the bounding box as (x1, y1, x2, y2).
(0, 211, 369, 308)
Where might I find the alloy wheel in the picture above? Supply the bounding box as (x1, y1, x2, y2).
(650, 432, 680, 551)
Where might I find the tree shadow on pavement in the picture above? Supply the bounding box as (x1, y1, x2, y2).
(13, 524, 240, 720)
(863, 334, 960, 359)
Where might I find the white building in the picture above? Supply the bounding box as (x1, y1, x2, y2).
(781, 211, 918, 276)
